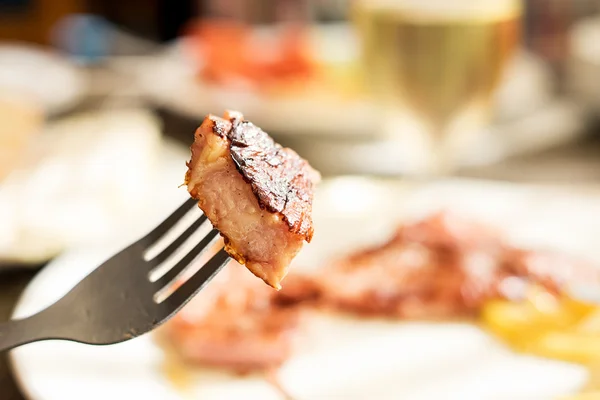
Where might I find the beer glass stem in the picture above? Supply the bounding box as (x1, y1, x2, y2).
(425, 125, 454, 176)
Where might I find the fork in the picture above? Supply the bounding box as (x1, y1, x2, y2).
(0, 198, 230, 352)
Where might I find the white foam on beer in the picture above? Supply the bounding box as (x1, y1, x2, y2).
(359, 0, 521, 22)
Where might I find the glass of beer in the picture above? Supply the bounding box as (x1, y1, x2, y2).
(353, 0, 522, 174)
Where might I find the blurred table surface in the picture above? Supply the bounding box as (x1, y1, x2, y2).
(1, 113, 600, 399)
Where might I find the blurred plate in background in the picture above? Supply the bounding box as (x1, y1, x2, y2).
(281, 98, 586, 176)
(129, 24, 587, 173)
(0, 109, 190, 268)
(136, 30, 557, 137)
(0, 44, 87, 116)
(10, 177, 600, 400)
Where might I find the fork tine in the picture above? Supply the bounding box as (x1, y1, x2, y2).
(162, 249, 230, 310)
(147, 214, 208, 266)
(141, 198, 198, 244)
(154, 228, 220, 288)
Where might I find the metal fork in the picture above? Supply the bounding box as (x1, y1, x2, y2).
(0, 198, 230, 352)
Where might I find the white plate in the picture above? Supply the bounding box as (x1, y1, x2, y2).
(136, 36, 586, 172)
(10, 179, 600, 399)
(0, 43, 87, 115)
(137, 29, 554, 137)
(0, 110, 191, 267)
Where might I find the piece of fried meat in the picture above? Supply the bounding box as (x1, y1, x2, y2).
(185, 111, 320, 289)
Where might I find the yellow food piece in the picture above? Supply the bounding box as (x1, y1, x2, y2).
(532, 332, 600, 364)
(482, 291, 600, 395)
(577, 310, 600, 333)
(558, 392, 600, 400)
(481, 288, 600, 364)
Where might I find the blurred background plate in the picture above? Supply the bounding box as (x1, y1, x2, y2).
(132, 29, 586, 174)
(0, 109, 190, 268)
(0, 44, 87, 116)
(10, 178, 600, 400)
(137, 33, 558, 137)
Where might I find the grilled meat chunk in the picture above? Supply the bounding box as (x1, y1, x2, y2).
(185, 111, 320, 289)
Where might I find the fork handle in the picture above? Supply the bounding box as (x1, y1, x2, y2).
(0, 312, 59, 352)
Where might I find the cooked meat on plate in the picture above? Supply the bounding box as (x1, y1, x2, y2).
(163, 208, 600, 372)
(185, 111, 320, 289)
(284, 213, 600, 318)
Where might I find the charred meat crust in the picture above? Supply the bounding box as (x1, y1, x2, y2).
(188, 113, 317, 242)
